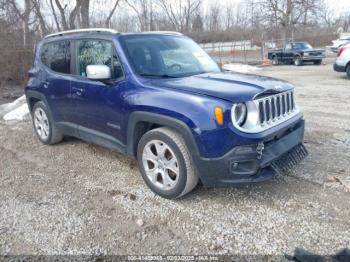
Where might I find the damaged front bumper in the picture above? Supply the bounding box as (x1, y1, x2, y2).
(194, 119, 307, 187)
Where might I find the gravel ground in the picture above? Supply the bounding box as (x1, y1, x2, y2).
(0, 60, 349, 257)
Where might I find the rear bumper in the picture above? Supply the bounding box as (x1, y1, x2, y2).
(194, 120, 306, 187)
(334, 63, 346, 72)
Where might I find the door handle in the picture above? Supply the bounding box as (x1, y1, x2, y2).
(42, 81, 50, 89)
(72, 87, 84, 92)
(72, 87, 84, 95)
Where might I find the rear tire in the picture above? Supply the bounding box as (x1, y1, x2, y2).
(347, 64, 350, 79)
(137, 127, 199, 199)
(294, 56, 303, 66)
(32, 101, 63, 145)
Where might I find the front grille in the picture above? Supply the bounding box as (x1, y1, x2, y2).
(257, 91, 296, 126)
(309, 52, 322, 56)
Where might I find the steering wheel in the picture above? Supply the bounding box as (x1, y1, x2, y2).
(169, 63, 182, 72)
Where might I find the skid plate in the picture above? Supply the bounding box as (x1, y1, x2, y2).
(271, 144, 308, 176)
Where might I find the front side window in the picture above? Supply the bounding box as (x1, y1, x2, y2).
(41, 41, 71, 74)
(121, 35, 220, 78)
(77, 40, 123, 79)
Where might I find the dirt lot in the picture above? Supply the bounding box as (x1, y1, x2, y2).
(0, 60, 349, 257)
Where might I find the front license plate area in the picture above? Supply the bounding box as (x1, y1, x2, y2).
(271, 144, 308, 176)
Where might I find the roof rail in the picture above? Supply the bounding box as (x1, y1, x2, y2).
(44, 28, 118, 39)
(141, 31, 183, 36)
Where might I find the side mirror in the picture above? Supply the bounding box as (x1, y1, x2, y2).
(86, 65, 111, 80)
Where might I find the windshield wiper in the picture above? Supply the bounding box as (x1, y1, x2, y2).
(180, 71, 210, 77)
(139, 73, 179, 78)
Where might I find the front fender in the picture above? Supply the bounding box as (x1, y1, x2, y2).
(123, 84, 232, 158)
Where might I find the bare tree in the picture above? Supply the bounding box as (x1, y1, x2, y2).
(157, 0, 201, 32)
(48, 0, 61, 31)
(53, 0, 69, 30)
(192, 13, 203, 32)
(260, 0, 324, 42)
(51, 0, 86, 30)
(207, 3, 221, 32)
(9, 0, 33, 47)
(341, 12, 350, 32)
(80, 0, 90, 28)
(31, 0, 48, 36)
(125, 0, 154, 31)
(68, 0, 82, 29)
(104, 0, 121, 27)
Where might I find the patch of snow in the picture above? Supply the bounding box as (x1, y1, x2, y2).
(0, 95, 30, 121)
(3, 103, 29, 121)
(222, 63, 261, 74)
(0, 95, 26, 118)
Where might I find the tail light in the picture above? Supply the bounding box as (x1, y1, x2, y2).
(337, 47, 345, 57)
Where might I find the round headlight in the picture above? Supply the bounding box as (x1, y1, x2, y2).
(232, 103, 247, 127)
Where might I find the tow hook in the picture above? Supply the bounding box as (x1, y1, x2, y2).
(256, 142, 265, 160)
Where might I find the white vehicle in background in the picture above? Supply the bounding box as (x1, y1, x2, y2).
(334, 43, 350, 79)
(331, 33, 350, 53)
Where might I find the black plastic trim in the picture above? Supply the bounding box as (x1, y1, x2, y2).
(57, 122, 126, 153)
(126, 111, 200, 158)
(334, 63, 346, 72)
(195, 119, 306, 187)
(25, 91, 57, 123)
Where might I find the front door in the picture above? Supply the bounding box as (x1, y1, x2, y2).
(70, 39, 125, 144)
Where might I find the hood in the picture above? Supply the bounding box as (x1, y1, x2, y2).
(147, 72, 294, 103)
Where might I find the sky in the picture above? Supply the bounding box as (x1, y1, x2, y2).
(202, 0, 350, 16)
(331, 0, 350, 15)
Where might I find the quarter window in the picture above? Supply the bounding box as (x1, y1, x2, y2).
(40, 41, 71, 74)
(77, 40, 123, 79)
(285, 43, 292, 50)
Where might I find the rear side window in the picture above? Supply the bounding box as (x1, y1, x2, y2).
(41, 41, 71, 74)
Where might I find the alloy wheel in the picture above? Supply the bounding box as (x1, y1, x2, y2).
(142, 140, 180, 191)
(34, 107, 50, 140)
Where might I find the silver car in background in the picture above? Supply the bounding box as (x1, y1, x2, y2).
(331, 34, 350, 53)
(334, 43, 350, 79)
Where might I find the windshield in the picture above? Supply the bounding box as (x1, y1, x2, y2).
(121, 34, 220, 78)
(293, 42, 313, 49)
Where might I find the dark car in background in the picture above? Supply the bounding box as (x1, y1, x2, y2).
(268, 42, 326, 66)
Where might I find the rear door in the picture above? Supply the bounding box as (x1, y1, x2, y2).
(70, 39, 126, 143)
(40, 40, 75, 124)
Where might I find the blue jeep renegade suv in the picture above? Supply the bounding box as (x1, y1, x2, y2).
(25, 29, 307, 199)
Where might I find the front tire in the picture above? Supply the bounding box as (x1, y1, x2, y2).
(32, 101, 63, 145)
(272, 55, 279, 65)
(314, 60, 322, 65)
(137, 127, 199, 199)
(294, 56, 303, 66)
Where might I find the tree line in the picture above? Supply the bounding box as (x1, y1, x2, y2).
(1, 0, 349, 47)
(0, 0, 349, 84)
